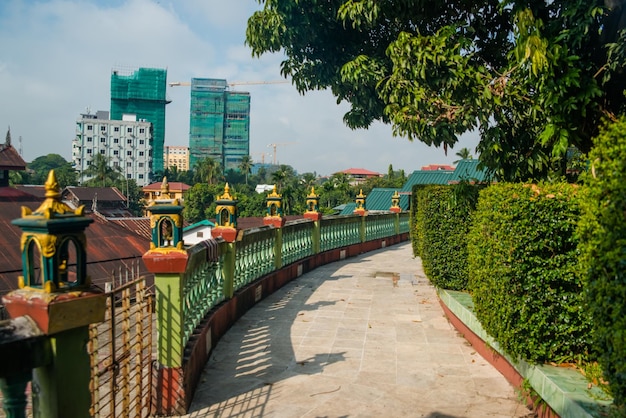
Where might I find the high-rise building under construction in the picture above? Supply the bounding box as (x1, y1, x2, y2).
(189, 78, 250, 171)
(110, 67, 169, 176)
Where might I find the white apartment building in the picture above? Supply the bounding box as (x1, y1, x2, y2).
(164, 145, 189, 172)
(73, 111, 153, 186)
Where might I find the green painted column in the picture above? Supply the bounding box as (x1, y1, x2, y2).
(394, 213, 400, 235)
(222, 242, 236, 299)
(154, 273, 185, 367)
(32, 327, 91, 418)
(311, 221, 321, 254)
(360, 215, 366, 243)
(274, 228, 283, 270)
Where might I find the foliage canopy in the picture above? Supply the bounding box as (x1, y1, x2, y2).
(247, 0, 626, 181)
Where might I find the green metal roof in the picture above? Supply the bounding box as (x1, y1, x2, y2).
(400, 170, 453, 192)
(447, 159, 490, 183)
(338, 202, 357, 215)
(365, 188, 409, 211)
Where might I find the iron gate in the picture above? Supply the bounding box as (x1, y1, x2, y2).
(88, 269, 154, 418)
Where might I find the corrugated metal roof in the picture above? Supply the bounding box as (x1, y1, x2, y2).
(0, 195, 152, 297)
(339, 203, 357, 215)
(63, 187, 126, 202)
(143, 182, 191, 192)
(338, 168, 381, 176)
(400, 170, 453, 191)
(365, 188, 409, 211)
(448, 160, 490, 183)
(0, 144, 26, 170)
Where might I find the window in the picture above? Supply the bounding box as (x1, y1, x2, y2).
(138, 174, 144, 179)
(113, 150, 119, 155)
(127, 139, 132, 144)
(99, 150, 105, 154)
(139, 128, 145, 134)
(87, 149, 92, 154)
(127, 162, 132, 167)
(139, 151, 144, 156)
(100, 126, 106, 132)
(127, 174, 132, 179)
(87, 125, 93, 131)
(113, 162, 119, 168)
(139, 139, 144, 145)
(138, 163, 144, 168)
(127, 127, 132, 133)
(113, 138, 119, 144)
(114, 127, 119, 132)
(127, 151, 132, 156)
(100, 137, 106, 143)
(87, 137, 92, 142)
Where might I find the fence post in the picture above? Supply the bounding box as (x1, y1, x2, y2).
(304, 188, 322, 254)
(221, 241, 236, 299)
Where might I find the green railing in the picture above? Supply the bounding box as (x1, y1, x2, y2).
(181, 242, 226, 346)
(282, 219, 314, 266)
(365, 213, 397, 241)
(399, 212, 410, 234)
(234, 227, 276, 291)
(320, 215, 362, 251)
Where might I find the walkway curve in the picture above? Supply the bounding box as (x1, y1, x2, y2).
(179, 243, 534, 418)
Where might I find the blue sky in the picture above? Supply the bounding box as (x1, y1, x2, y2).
(0, 0, 479, 176)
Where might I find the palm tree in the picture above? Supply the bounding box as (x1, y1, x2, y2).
(193, 157, 221, 185)
(83, 154, 121, 187)
(238, 155, 254, 185)
(454, 147, 473, 164)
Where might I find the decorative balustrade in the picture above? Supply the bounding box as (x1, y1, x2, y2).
(181, 241, 226, 346)
(282, 219, 314, 266)
(234, 227, 276, 291)
(365, 213, 397, 241)
(399, 212, 410, 234)
(320, 215, 362, 252)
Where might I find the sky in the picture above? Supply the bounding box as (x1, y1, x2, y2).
(0, 0, 480, 177)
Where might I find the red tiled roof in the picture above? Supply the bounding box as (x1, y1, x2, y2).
(421, 164, 455, 171)
(143, 182, 191, 192)
(338, 168, 381, 176)
(0, 144, 26, 170)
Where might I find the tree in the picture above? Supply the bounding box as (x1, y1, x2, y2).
(454, 148, 473, 164)
(238, 155, 254, 185)
(247, 1, 626, 181)
(82, 154, 120, 187)
(193, 157, 222, 185)
(26, 154, 78, 187)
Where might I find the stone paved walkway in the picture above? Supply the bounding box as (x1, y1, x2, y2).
(179, 243, 534, 418)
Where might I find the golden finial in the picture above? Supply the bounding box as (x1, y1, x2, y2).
(268, 185, 281, 198)
(24, 170, 82, 219)
(160, 176, 171, 198)
(219, 183, 235, 200)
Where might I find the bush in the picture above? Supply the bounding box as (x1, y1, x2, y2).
(578, 116, 626, 407)
(468, 182, 592, 363)
(413, 184, 479, 290)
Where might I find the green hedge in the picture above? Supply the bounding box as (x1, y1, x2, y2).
(467, 182, 592, 363)
(578, 117, 626, 407)
(413, 184, 479, 290)
(409, 184, 425, 257)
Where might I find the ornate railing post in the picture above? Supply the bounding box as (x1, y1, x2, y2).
(304, 187, 321, 253)
(390, 190, 401, 234)
(2, 170, 106, 418)
(353, 189, 367, 242)
(142, 178, 190, 415)
(211, 183, 239, 298)
(263, 186, 285, 269)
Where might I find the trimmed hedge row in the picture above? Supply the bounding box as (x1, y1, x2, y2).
(578, 117, 626, 407)
(412, 183, 479, 290)
(467, 182, 592, 363)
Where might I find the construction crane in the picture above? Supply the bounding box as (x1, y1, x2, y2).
(251, 152, 267, 165)
(168, 80, 289, 87)
(267, 142, 296, 165)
